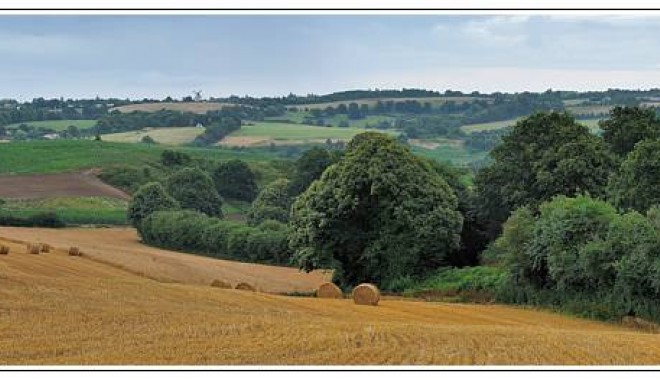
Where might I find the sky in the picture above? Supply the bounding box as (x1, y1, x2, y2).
(2, 14, 660, 100)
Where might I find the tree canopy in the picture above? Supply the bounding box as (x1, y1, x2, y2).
(165, 167, 223, 218)
(474, 112, 615, 230)
(288, 147, 340, 196)
(599, 106, 660, 157)
(289, 132, 463, 290)
(247, 178, 292, 226)
(608, 138, 660, 213)
(212, 160, 258, 202)
(127, 182, 180, 228)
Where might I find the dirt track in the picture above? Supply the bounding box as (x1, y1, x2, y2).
(0, 226, 329, 293)
(0, 171, 129, 200)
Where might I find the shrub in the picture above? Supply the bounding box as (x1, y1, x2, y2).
(0, 212, 65, 228)
(127, 182, 179, 228)
(247, 179, 292, 226)
(139, 210, 211, 251)
(212, 160, 258, 202)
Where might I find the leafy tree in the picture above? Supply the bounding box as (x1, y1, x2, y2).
(165, 167, 223, 218)
(288, 147, 340, 196)
(212, 160, 258, 202)
(141, 135, 156, 144)
(247, 179, 292, 226)
(599, 106, 660, 156)
(608, 139, 660, 213)
(289, 132, 463, 290)
(127, 182, 180, 228)
(474, 112, 615, 234)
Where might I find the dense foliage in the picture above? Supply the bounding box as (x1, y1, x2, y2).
(493, 195, 660, 323)
(599, 106, 660, 157)
(289, 133, 463, 290)
(288, 147, 340, 196)
(139, 210, 292, 264)
(212, 160, 258, 202)
(608, 139, 660, 213)
(165, 167, 223, 218)
(127, 182, 180, 228)
(247, 179, 293, 226)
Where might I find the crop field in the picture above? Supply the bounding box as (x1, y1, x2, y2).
(4, 119, 97, 131)
(219, 122, 396, 147)
(109, 102, 232, 114)
(1, 229, 659, 365)
(287, 96, 484, 110)
(0, 197, 128, 225)
(102, 127, 203, 145)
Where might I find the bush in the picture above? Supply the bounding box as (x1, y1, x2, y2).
(127, 182, 180, 228)
(0, 212, 65, 228)
(212, 160, 258, 202)
(139, 210, 211, 251)
(247, 179, 292, 226)
(406, 266, 505, 302)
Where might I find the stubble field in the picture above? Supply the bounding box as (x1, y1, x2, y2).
(1, 227, 659, 365)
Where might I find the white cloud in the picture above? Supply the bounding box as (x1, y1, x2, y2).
(460, 16, 531, 47)
(0, 32, 84, 56)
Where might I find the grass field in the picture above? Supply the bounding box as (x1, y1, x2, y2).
(461, 117, 603, 134)
(0, 140, 287, 175)
(412, 144, 487, 166)
(0, 197, 128, 225)
(102, 127, 202, 145)
(1, 228, 659, 365)
(220, 122, 397, 147)
(4, 119, 97, 132)
(109, 102, 231, 114)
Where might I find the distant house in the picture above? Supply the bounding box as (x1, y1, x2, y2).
(43, 133, 59, 140)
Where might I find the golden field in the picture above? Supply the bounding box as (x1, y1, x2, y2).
(1, 227, 660, 365)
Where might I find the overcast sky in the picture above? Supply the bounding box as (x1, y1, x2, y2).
(2, 15, 660, 100)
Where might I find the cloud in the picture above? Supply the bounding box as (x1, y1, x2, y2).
(0, 32, 84, 56)
(459, 16, 531, 47)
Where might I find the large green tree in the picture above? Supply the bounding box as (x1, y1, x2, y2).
(127, 182, 180, 228)
(608, 139, 660, 213)
(165, 167, 223, 218)
(474, 112, 614, 232)
(212, 160, 258, 202)
(247, 179, 292, 226)
(599, 106, 660, 157)
(289, 132, 463, 290)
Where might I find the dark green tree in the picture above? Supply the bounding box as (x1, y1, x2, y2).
(127, 182, 180, 228)
(212, 160, 258, 202)
(474, 112, 615, 234)
(161, 150, 191, 167)
(165, 167, 223, 217)
(289, 132, 463, 290)
(288, 147, 340, 196)
(599, 106, 660, 157)
(247, 179, 292, 226)
(608, 139, 660, 213)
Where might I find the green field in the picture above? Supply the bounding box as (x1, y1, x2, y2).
(286, 96, 483, 110)
(411, 144, 487, 167)
(102, 127, 202, 145)
(222, 122, 397, 146)
(0, 140, 288, 175)
(4, 119, 97, 132)
(0, 197, 128, 225)
(461, 117, 603, 134)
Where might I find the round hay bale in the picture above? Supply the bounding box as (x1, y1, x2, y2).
(28, 244, 40, 255)
(210, 279, 232, 289)
(316, 282, 343, 299)
(235, 282, 255, 292)
(352, 283, 380, 306)
(40, 243, 51, 253)
(68, 247, 81, 256)
(0, 245, 9, 255)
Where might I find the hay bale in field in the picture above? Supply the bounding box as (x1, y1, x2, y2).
(40, 243, 51, 253)
(68, 247, 81, 256)
(0, 245, 9, 255)
(235, 282, 256, 291)
(28, 244, 40, 255)
(352, 283, 381, 306)
(316, 282, 343, 299)
(210, 279, 232, 289)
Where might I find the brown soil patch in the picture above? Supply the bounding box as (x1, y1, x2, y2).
(0, 171, 129, 200)
(0, 227, 330, 294)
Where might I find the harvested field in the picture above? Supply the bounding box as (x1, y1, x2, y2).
(0, 227, 329, 294)
(0, 171, 129, 200)
(0, 234, 659, 365)
(102, 127, 203, 145)
(110, 102, 232, 114)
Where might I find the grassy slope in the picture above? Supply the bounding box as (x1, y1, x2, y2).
(4, 119, 97, 131)
(102, 127, 203, 145)
(0, 140, 285, 175)
(0, 197, 128, 225)
(1, 233, 658, 365)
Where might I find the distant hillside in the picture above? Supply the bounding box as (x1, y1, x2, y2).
(110, 102, 232, 114)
